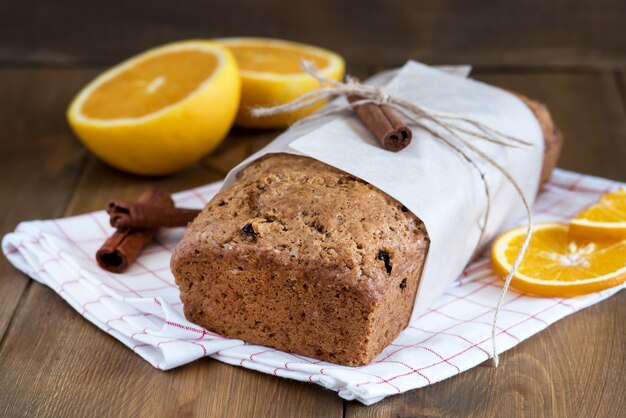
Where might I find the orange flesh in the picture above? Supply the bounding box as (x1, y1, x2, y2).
(503, 227, 626, 281)
(81, 50, 219, 119)
(575, 190, 626, 222)
(227, 44, 328, 74)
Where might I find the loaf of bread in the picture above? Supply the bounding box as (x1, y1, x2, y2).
(172, 154, 429, 365)
(171, 94, 562, 366)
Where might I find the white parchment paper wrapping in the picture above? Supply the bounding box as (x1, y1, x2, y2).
(224, 61, 544, 318)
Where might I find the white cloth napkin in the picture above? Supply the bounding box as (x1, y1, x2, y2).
(3, 169, 624, 405)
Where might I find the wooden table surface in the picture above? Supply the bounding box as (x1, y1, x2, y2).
(0, 63, 625, 417)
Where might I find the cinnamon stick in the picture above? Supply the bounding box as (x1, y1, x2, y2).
(96, 187, 173, 273)
(347, 94, 412, 152)
(107, 201, 200, 230)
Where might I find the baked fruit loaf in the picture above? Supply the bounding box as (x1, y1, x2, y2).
(172, 154, 429, 365)
(171, 92, 562, 366)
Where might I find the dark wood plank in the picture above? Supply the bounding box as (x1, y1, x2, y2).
(618, 70, 626, 111)
(0, 68, 92, 341)
(201, 128, 279, 176)
(346, 293, 626, 418)
(1, 0, 625, 68)
(346, 71, 626, 417)
(0, 279, 342, 417)
(475, 71, 626, 181)
(64, 156, 224, 213)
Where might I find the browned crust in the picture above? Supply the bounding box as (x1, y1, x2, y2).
(171, 153, 429, 365)
(512, 92, 564, 185)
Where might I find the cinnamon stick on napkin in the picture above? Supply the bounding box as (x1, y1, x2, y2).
(347, 94, 412, 152)
(96, 187, 199, 273)
(107, 201, 200, 230)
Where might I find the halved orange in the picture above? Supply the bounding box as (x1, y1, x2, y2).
(216, 37, 345, 128)
(67, 40, 241, 175)
(570, 188, 626, 239)
(491, 223, 626, 297)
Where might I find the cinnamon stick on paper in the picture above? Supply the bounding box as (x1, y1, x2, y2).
(96, 187, 174, 273)
(107, 201, 200, 230)
(347, 94, 412, 152)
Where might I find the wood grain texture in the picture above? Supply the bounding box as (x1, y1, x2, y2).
(346, 293, 626, 418)
(0, 69, 91, 341)
(1, 0, 625, 68)
(0, 282, 342, 418)
(619, 70, 626, 110)
(474, 71, 626, 181)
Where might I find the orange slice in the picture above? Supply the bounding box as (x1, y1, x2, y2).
(570, 188, 626, 239)
(216, 37, 345, 128)
(491, 222, 626, 297)
(67, 40, 241, 175)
